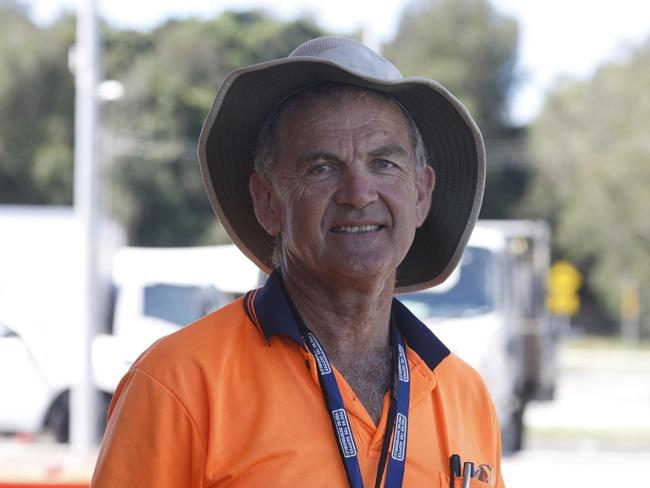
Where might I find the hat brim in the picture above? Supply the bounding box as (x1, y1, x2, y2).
(198, 56, 485, 293)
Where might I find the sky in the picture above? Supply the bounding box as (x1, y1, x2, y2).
(25, 0, 650, 124)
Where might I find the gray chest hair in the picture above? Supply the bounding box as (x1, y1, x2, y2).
(335, 350, 393, 425)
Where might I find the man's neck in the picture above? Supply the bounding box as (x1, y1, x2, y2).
(281, 264, 395, 363)
(282, 264, 396, 424)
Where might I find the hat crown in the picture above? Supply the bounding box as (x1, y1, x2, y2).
(289, 37, 403, 80)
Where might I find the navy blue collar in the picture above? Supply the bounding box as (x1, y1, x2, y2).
(244, 270, 450, 371)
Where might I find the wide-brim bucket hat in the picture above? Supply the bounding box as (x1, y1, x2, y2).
(198, 37, 485, 293)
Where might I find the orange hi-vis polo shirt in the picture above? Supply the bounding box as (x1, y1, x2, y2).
(92, 271, 505, 487)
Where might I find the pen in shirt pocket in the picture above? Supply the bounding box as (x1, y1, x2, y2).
(449, 454, 461, 488)
(462, 462, 474, 488)
(449, 455, 495, 486)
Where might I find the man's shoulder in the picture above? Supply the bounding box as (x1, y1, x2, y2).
(435, 352, 494, 403)
(104, 295, 274, 446)
(132, 296, 263, 377)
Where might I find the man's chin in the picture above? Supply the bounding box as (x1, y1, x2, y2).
(320, 259, 398, 289)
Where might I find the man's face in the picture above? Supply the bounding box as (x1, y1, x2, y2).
(250, 94, 435, 289)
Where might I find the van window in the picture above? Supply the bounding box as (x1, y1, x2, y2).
(398, 247, 496, 318)
(143, 284, 220, 326)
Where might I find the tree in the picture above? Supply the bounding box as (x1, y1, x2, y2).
(383, 0, 519, 137)
(526, 39, 650, 336)
(383, 0, 524, 220)
(103, 11, 326, 246)
(0, 8, 326, 246)
(0, 7, 75, 204)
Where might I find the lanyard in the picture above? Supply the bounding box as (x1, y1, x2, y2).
(300, 319, 410, 488)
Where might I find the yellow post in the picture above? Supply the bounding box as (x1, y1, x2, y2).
(621, 281, 640, 344)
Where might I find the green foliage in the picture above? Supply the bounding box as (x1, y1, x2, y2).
(102, 11, 326, 246)
(0, 8, 75, 204)
(3, 2, 524, 246)
(481, 165, 532, 218)
(526, 39, 650, 335)
(0, 6, 324, 243)
(383, 0, 519, 137)
(384, 0, 523, 221)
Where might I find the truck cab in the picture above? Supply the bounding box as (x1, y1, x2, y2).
(92, 244, 262, 394)
(398, 221, 555, 453)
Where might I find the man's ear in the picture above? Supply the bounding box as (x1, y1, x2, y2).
(415, 165, 436, 227)
(249, 172, 282, 236)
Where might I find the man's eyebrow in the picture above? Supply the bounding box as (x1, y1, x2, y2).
(298, 150, 342, 165)
(367, 144, 409, 158)
(297, 145, 408, 165)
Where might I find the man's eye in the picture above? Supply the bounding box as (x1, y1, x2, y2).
(307, 163, 332, 175)
(375, 159, 396, 169)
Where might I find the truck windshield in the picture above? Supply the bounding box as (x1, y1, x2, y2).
(397, 247, 496, 318)
(144, 284, 221, 326)
(0, 322, 13, 337)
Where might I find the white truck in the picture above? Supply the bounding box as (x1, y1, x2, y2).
(92, 244, 262, 394)
(398, 220, 555, 454)
(0, 205, 124, 441)
(0, 206, 261, 442)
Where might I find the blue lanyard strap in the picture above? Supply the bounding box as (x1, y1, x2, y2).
(384, 326, 410, 487)
(301, 319, 410, 488)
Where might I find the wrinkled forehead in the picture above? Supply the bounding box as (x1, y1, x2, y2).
(275, 83, 409, 128)
(278, 95, 413, 159)
(253, 82, 421, 175)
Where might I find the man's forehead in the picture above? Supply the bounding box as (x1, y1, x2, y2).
(279, 93, 411, 139)
(279, 98, 413, 159)
(283, 88, 406, 119)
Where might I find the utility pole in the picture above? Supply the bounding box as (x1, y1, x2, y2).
(72, 0, 101, 454)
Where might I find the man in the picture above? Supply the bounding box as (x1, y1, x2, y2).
(92, 37, 504, 487)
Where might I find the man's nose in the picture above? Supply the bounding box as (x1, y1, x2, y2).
(334, 167, 378, 208)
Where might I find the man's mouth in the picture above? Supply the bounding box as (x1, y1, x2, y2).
(330, 224, 383, 234)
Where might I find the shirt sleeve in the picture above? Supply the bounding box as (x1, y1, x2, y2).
(91, 367, 207, 487)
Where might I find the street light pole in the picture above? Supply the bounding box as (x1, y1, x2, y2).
(72, 0, 101, 454)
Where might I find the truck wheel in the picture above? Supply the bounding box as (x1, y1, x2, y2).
(99, 391, 113, 435)
(46, 393, 70, 443)
(501, 401, 525, 455)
